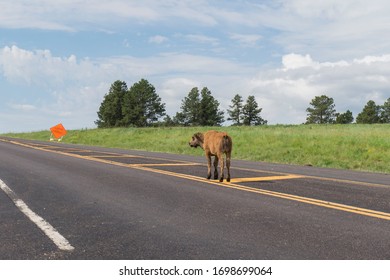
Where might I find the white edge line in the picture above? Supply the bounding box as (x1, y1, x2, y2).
(0, 179, 74, 251)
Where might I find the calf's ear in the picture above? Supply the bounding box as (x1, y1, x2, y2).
(195, 132, 202, 141)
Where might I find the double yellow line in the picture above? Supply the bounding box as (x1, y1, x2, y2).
(133, 165, 390, 221)
(2, 138, 390, 221)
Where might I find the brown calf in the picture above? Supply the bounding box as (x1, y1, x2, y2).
(189, 130, 232, 182)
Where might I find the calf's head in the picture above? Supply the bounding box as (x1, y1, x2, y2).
(189, 132, 204, 148)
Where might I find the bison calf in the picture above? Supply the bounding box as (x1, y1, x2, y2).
(189, 130, 232, 182)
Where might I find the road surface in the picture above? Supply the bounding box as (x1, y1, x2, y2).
(1, 137, 390, 259)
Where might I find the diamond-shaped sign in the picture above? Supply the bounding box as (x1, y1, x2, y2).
(50, 123, 67, 139)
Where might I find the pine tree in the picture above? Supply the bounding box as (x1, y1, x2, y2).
(199, 87, 224, 126)
(380, 98, 390, 123)
(95, 80, 127, 128)
(306, 95, 336, 124)
(176, 87, 224, 126)
(356, 100, 381, 124)
(177, 87, 201, 126)
(227, 94, 244, 126)
(335, 110, 354, 124)
(122, 79, 166, 127)
(242, 95, 267, 125)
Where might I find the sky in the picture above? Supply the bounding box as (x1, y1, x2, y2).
(1, 0, 390, 132)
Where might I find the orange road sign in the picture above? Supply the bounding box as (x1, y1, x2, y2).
(50, 123, 67, 139)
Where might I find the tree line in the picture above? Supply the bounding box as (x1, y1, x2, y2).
(95, 79, 266, 128)
(95, 79, 390, 128)
(305, 95, 390, 124)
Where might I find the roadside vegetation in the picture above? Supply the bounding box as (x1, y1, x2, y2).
(4, 124, 390, 174)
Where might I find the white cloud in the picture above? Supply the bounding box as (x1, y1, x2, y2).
(229, 34, 262, 47)
(282, 53, 318, 70)
(159, 78, 199, 114)
(268, 0, 390, 60)
(8, 103, 37, 111)
(0, 0, 161, 30)
(353, 54, 390, 64)
(0, 46, 100, 86)
(185, 34, 219, 46)
(149, 35, 169, 44)
(0, 0, 220, 31)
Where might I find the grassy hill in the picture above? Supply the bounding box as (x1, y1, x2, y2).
(3, 124, 390, 174)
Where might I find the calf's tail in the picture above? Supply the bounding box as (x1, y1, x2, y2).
(221, 134, 232, 153)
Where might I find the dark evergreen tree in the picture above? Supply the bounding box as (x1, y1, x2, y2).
(356, 100, 381, 124)
(227, 94, 244, 126)
(199, 87, 225, 126)
(172, 111, 186, 126)
(175, 87, 224, 126)
(306, 95, 336, 124)
(242, 95, 267, 125)
(122, 79, 166, 127)
(95, 80, 127, 128)
(335, 110, 354, 124)
(380, 98, 390, 123)
(177, 87, 201, 126)
(161, 115, 176, 127)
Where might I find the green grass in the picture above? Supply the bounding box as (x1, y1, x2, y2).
(3, 124, 390, 174)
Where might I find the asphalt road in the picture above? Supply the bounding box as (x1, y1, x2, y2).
(1, 137, 390, 260)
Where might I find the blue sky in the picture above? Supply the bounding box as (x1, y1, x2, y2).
(1, 0, 390, 132)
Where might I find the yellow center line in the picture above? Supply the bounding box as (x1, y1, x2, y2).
(128, 163, 201, 167)
(36, 147, 87, 153)
(92, 155, 140, 158)
(305, 175, 390, 189)
(2, 138, 390, 221)
(232, 166, 390, 189)
(230, 175, 305, 183)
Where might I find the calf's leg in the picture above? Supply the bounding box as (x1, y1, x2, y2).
(213, 156, 219, 180)
(206, 153, 212, 180)
(226, 152, 231, 182)
(218, 153, 225, 182)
